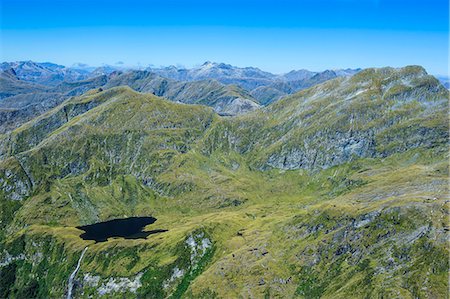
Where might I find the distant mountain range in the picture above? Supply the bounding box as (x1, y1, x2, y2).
(0, 60, 363, 133)
(436, 75, 450, 89)
(0, 61, 90, 86)
(148, 62, 361, 104)
(1, 60, 447, 134)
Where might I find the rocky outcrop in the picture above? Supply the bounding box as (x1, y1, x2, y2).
(96, 273, 143, 296)
(218, 97, 261, 116)
(203, 66, 449, 171)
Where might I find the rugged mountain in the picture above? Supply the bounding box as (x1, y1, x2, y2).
(252, 69, 361, 104)
(0, 68, 47, 99)
(104, 70, 260, 115)
(0, 61, 359, 132)
(204, 66, 448, 170)
(0, 92, 66, 134)
(51, 75, 108, 96)
(0, 86, 217, 198)
(149, 61, 277, 90)
(0, 66, 448, 298)
(0, 68, 259, 133)
(280, 69, 315, 81)
(0, 75, 109, 133)
(88, 65, 130, 77)
(150, 62, 360, 104)
(0, 61, 90, 86)
(248, 85, 287, 105)
(333, 68, 363, 76)
(0, 69, 54, 133)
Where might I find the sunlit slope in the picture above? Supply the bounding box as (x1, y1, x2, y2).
(0, 66, 448, 298)
(0, 86, 217, 225)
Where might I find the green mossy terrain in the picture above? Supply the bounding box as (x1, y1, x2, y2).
(0, 66, 448, 298)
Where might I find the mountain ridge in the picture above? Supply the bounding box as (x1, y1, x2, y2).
(0, 60, 363, 134)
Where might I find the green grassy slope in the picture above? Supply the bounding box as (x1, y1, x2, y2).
(0, 66, 448, 299)
(201, 66, 448, 170)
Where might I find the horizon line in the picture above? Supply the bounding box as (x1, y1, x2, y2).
(2, 59, 448, 77)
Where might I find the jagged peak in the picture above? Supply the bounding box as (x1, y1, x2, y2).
(201, 61, 215, 67)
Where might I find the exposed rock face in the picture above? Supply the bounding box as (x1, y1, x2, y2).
(149, 61, 277, 90)
(1, 66, 446, 203)
(0, 252, 26, 267)
(250, 86, 286, 105)
(0, 164, 32, 201)
(0, 67, 261, 134)
(265, 131, 376, 170)
(96, 273, 143, 296)
(204, 66, 449, 171)
(0, 72, 109, 133)
(185, 232, 212, 265)
(59, 230, 214, 297)
(162, 231, 214, 295)
(218, 97, 261, 115)
(163, 267, 185, 289)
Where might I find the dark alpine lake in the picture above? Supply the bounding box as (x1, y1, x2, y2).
(77, 216, 168, 242)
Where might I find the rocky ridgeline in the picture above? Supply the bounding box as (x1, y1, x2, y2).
(203, 66, 448, 171)
(0, 61, 362, 134)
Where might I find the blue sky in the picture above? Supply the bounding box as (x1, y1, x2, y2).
(1, 0, 448, 75)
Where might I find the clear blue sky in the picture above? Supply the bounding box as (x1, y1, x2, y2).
(1, 0, 448, 75)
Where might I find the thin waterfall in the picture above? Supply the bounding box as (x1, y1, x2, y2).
(67, 247, 88, 299)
